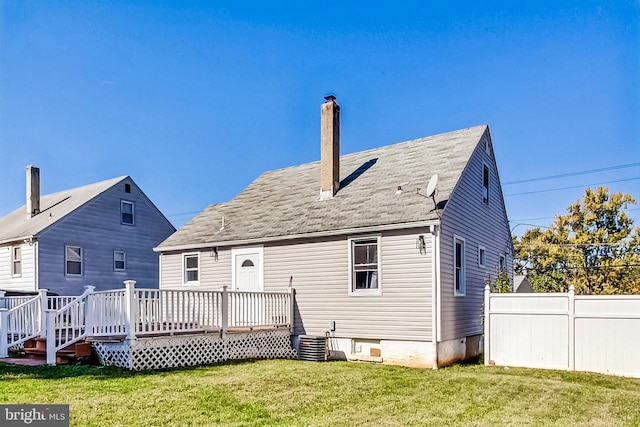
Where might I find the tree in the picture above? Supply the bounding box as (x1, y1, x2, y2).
(485, 266, 512, 293)
(514, 186, 640, 294)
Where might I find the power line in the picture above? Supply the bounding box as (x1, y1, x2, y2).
(503, 161, 640, 185)
(509, 208, 640, 223)
(504, 177, 640, 197)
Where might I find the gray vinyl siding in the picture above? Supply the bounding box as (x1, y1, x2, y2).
(159, 248, 232, 290)
(438, 130, 512, 342)
(263, 229, 434, 342)
(36, 178, 175, 295)
(0, 243, 37, 291)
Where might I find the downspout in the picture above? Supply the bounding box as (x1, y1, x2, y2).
(431, 224, 441, 368)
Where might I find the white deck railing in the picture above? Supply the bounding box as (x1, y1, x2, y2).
(0, 294, 42, 357)
(87, 290, 127, 336)
(46, 286, 95, 364)
(130, 285, 293, 336)
(2, 282, 295, 365)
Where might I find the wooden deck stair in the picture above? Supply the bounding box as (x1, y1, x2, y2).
(21, 337, 93, 365)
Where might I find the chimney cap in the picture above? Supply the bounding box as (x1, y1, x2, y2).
(324, 95, 336, 102)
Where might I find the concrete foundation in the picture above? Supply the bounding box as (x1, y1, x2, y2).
(294, 334, 482, 369)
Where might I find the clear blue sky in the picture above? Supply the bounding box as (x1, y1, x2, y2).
(1, 1, 639, 233)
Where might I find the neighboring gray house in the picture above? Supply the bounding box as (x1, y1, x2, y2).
(514, 275, 534, 293)
(0, 167, 175, 295)
(155, 96, 513, 368)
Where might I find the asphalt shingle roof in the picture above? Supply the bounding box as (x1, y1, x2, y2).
(157, 125, 488, 250)
(0, 176, 127, 245)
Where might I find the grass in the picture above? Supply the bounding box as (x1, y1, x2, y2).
(1, 359, 640, 426)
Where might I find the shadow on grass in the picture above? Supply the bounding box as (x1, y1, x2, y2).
(0, 358, 284, 381)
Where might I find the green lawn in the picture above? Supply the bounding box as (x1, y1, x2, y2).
(1, 359, 640, 426)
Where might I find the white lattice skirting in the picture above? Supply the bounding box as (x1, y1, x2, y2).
(92, 329, 297, 370)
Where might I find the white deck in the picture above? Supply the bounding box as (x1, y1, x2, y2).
(1, 283, 296, 369)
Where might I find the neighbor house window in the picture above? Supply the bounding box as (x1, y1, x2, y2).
(121, 200, 134, 225)
(124, 183, 131, 193)
(350, 236, 381, 292)
(454, 236, 466, 295)
(12, 246, 22, 276)
(478, 246, 486, 268)
(114, 250, 126, 271)
(499, 254, 506, 272)
(482, 164, 490, 205)
(184, 253, 199, 284)
(65, 246, 83, 276)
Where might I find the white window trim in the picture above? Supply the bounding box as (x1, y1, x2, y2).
(231, 246, 264, 291)
(454, 235, 466, 296)
(348, 235, 382, 296)
(478, 245, 486, 268)
(121, 200, 135, 225)
(12, 246, 22, 277)
(482, 163, 490, 206)
(65, 245, 83, 276)
(499, 254, 506, 272)
(183, 252, 200, 286)
(114, 250, 126, 272)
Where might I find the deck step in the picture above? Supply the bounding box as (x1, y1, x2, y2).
(20, 339, 93, 363)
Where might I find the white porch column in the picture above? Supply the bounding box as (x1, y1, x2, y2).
(46, 309, 56, 365)
(38, 289, 48, 338)
(221, 285, 228, 334)
(0, 308, 8, 357)
(288, 287, 296, 335)
(83, 285, 96, 337)
(124, 280, 137, 340)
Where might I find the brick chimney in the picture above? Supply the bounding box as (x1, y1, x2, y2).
(320, 95, 340, 200)
(26, 165, 40, 218)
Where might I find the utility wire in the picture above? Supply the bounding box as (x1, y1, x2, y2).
(509, 208, 640, 224)
(503, 161, 640, 185)
(505, 177, 640, 197)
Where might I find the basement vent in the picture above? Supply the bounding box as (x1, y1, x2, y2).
(298, 336, 327, 362)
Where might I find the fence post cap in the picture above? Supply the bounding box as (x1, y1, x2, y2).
(484, 284, 491, 292)
(123, 280, 137, 287)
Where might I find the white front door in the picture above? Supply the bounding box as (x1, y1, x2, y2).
(231, 247, 264, 326)
(235, 252, 261, 292)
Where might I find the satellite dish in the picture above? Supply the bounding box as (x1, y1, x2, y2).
(425, 174, 439, 198)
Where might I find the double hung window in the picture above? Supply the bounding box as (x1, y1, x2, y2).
(66, 246, 83, 276)
(184, 253, 199, 284)
(114, 250, 126, 271)
(350, 237, 380, 292)
(12, 246, 21, 276)
(454, 236, 466, 295)
(121, 201, 134, 225)
(482, 165, 490, 205)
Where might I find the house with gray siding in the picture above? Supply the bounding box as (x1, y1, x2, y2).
(0, 167, 175, 295)
(155, 96, 513, 368)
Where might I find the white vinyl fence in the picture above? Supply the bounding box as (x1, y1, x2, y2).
(484, 285, 640, 378)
